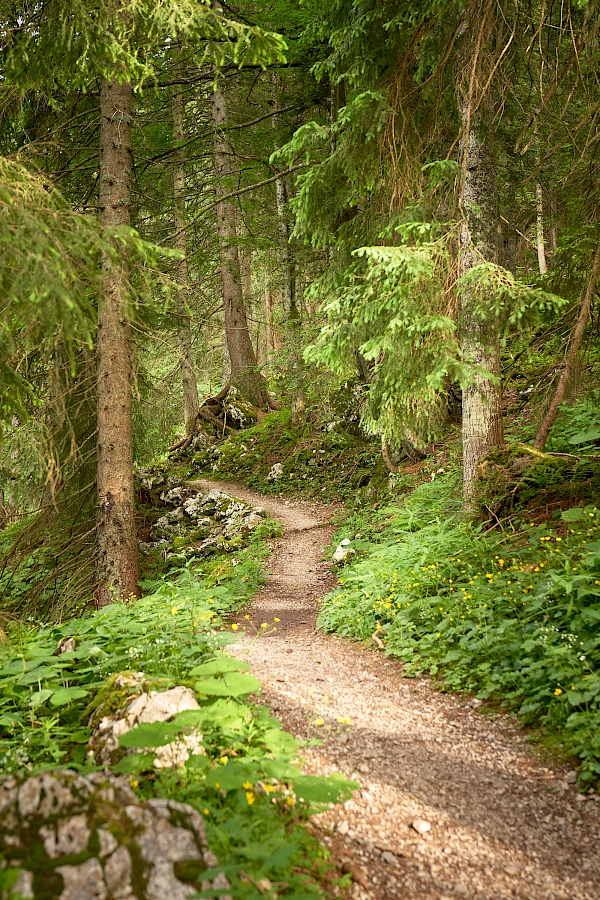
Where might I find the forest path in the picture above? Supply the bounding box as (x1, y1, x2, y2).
(192, 479, 600, 900)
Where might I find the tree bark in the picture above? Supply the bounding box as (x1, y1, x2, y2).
(459, 120, 504, 499)
(535, 181, 548, 275)
(534, 238, 600, 451)
(96, 78, 140, 607)
(270, 71, 298, 321)
(172, 66, 200, 433)
(263, 284, 277, 361)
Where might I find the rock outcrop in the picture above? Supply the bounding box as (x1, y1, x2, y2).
(0, 770, 230, 899)
(136, 484, 266, 559)
(88, 676, 204, 769)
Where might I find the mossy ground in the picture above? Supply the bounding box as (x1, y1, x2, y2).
(174, 409, 382, 502)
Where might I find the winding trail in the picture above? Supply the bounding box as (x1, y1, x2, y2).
(194, 480, 600, 899)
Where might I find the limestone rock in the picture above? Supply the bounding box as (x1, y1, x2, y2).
(0, 771, 231, 899)
(89, 681, 204, 769)
(221, 511, 264, 540)
(55, 637, 77, 655)
(267, 463, 283, 482)
(160, 487, 184, 505)
(332, 538, 354, 565)
(142, 484, 265, 557)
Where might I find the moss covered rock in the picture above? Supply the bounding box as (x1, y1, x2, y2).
(0, 770, 230, 899)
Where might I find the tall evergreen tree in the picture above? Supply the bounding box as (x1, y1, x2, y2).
(96, 75, 139, 606)
(2, 0, 286, 603)
(171, 49, 201, 434)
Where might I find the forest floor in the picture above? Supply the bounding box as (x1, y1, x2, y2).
(191, 479, 600, 900)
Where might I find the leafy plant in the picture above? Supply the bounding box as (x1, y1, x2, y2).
(0, 564, 355, 897)
(546, 394, 600, 453)
(319, 472, 600, 783)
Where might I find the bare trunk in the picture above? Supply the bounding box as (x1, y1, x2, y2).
(270, 72, 298, 321)
(534, 238, 600, 451)
(221, 342, 231, 388)
(210, 8, 268, 408)
(548, 193, 558, 253)
(460, 121, 504, 500)
(172, 68, 200, 434)
(96, 78, 140, 607)
(535, 182, 548, 275)
(264, 285, 276, 361)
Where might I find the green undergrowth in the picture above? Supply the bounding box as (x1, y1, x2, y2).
(174, 409, 381, 501)
(0, 565, 355, 897)
(0, 489, 282, 626)
(140, 513, 282, 587)
(319, 471, 600, 784)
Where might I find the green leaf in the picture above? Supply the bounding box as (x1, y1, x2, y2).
(194, 672, 261, 697)
(263, 758, 303, 781)
(185, 755, 210, 773)
(112, 753, 156, 774)
(19, 665, 65, 685)
(189, 654, 250, 676)
(205, 759, 259, 790)
(118, 722, 185, 749)
(561, 508, 587, 522)
(30, 689, 53, 708)
(0, 713, 24, 726)
(185, 699, 250, 731)
(261, 727, 299, 754)
(48, 687, 89, 707)
(292, 773, 359, 807)
(569, 427, 600, 445)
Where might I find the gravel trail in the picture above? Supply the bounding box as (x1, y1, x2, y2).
(193, 480, 600, 899)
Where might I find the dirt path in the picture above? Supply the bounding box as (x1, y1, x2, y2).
(194, 480, 600, 899)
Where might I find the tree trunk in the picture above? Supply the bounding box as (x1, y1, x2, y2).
(172, 64, 200, 434)
(534, 238, 600, 451)
(535, 181, 548, 275)
(270, 71, 298, 321)
(264, 284, 276, 361)
(459, 120, 504, 500)
(210, 8, 269, 409)
(96, 78, 140, 607)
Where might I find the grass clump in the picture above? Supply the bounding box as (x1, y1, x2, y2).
(319, 472, 600, 784)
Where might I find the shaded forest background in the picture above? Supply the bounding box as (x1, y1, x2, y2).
(1, 0, 600, 615)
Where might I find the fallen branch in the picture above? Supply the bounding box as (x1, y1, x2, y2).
(197, 406, 238, 434)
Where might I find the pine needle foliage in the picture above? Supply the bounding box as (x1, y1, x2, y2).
(305, 213, 566, 444)
(0, 158, 108, 414)
(3, 0, 287, 92)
